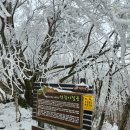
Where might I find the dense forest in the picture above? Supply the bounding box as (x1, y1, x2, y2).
(0, 0, 130, 130)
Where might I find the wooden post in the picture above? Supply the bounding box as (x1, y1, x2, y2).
(38, 78, 46, 129)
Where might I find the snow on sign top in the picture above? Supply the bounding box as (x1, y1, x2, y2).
(33, 82, 94, 94)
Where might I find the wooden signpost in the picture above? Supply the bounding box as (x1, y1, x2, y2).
(32, 82, 94, 130)
(37, 92, 83, 129)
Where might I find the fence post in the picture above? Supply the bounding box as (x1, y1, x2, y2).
(38, 78, 46, 129)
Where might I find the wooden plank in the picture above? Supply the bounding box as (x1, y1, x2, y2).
(33, 91, 37, 94)
(32, 104, 37, 108)
(32, 126, 44, 130)
(32, 111, 36, 115)
(33, 90, 37, 93)
(33, 83, 94, 94)
(32, 114, 36, 117)
(32, 116, 37, 120)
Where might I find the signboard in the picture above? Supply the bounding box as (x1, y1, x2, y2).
(83, 95, 94, 111)
(32, 83, 95, 130)
(36, 91, 83, 130)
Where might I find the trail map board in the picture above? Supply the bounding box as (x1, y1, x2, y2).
(36, 92, 83, 130)
(32, 82, 94, 130)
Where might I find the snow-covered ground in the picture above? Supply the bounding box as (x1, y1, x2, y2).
(101, 122, 118, 130)
(0, 102, 118, 130)
(0, 102, 37, 130)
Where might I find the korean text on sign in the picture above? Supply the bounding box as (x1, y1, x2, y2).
(83, 95, 94, 111)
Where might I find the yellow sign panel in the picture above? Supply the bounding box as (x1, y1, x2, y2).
(83, 95, 94, 111)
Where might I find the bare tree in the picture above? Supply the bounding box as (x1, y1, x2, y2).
(0, 1, 130, 129)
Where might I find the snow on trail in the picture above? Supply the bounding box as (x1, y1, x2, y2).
(102, 122, 118, 130)
(0, 102, 118, 130)
(0, 102, 37, 130)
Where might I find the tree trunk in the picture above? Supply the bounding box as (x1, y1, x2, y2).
(119, 97, 130, 130)
(98, 111, 105, 130)
(15, 93, 21, 122)
(24, 79, 33, 107)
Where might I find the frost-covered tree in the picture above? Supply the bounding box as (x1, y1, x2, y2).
(73, 0, 130, 129)
(0, 0, 130, 129)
